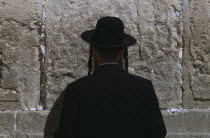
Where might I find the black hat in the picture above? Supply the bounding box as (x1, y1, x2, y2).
(81, 16, 137, 47)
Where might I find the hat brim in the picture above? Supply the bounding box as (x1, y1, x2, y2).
(80, 30, 137, 47)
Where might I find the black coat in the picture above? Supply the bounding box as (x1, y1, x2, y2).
(54, 64, 167, 138)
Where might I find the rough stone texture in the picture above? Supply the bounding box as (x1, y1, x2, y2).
(16, 133, 43, 138)
(0, 89, 21, 110)
(16, 111, 48, 135)
(188, 0, 210, 100)
(182, 0, 210, 108)
(161, 111, 185, 133)
(0, 0, 42, 109)
(133, 0, 183, 109)
(0, 134, 8, 138)
(162, 110, 210, 133)
(166, 133, 210, 138)
(0, 111, 16, 138)
(45, 0, 183, 110)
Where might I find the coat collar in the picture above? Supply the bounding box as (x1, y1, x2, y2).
(92, 64, 126, 74)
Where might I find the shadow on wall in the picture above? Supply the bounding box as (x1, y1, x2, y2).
(43, 89, 66, 138)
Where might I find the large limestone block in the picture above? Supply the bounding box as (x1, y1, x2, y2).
(182, 0, 210, 108)
(0, 0, 42, 109)
(45, 0, 182, 110)
(133, 0, 183, 108)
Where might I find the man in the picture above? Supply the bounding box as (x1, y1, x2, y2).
(54, 16, 167, 138)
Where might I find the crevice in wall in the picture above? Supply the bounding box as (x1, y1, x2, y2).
(0, 36, 5, 88)
(0, 51, 2, 88)
(188, 4, 195, 106)
(194, 98, 210, 102)
(135, 0, 142, 60)
(181, 0, 195, 108)
(180, 0, 185, 108)
(179, 46, 184, 104)
(161, 108, 210, 113)
(14, 111, 17, 132)
(165, 108, 187, 113)
(38, 0, 47, 110)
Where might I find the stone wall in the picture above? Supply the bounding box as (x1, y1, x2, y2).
(0, 0, 209, 137)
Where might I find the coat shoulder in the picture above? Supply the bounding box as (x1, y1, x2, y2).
(67, 72, 152, 89)
(126, 73, 151, 82)
(66, 76, 89, 89)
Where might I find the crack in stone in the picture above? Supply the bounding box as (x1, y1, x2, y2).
(135, 0, 142, 60)
(194, 98, 210, 102)
(162, 107, 210, 112)
(181, 0, 189, 108)
(179, 0, 184, 79)
(14, 111, 17, 132)
(62, 72, 77, 79)
(0, 40, 4, 88)
(179, 46, 184, 104)
(186, 0, 195, 102)
(0, 52, 2, 88)
(38, 0, 47, 110)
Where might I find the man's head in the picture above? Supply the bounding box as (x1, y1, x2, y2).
(81, 16, 136, 76)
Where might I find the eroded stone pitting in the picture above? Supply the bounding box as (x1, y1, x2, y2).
(38, 0, 47, 110)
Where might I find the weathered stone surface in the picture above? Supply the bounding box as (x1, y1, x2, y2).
(0, 0, 42, 109)
(162, 111, 185, 133)
(0, 89, 21, 110)
(0, 111, 15, 137)
(45, 0, 182, 110)
(16, 133, 43, 138)
(16, 111, 48, 134)
(182, 0, 210, 108)
(132, 0, 183, 109)
(0, 134, 9, 138)
(166, 133, 210, 138)
(183, 111, 209, 133)
(162, 110, 210, 134)
(189, 0, 210, 100)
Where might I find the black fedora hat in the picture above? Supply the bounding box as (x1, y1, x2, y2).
(81, 16, 136, 47)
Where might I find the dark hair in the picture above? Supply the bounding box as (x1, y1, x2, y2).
(94, 47, 123, 60)
(87, 46, 129, 76)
